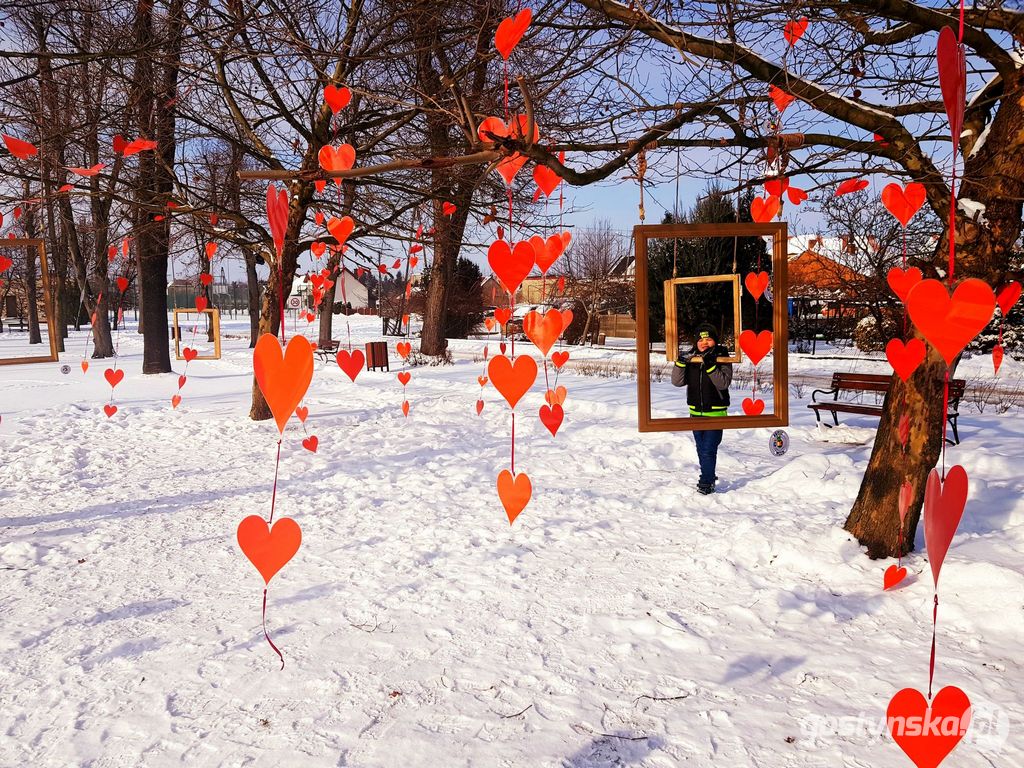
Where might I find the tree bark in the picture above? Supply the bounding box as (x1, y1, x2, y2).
(245, 249, 261, 348)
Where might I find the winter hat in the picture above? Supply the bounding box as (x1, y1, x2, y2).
(695, 323, 719, 344)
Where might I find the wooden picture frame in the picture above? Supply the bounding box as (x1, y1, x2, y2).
(172, 308, 222, 360)
(0, 239, 59, 366)
(635, 222, 789, 432)
(663, 274, 744, 364)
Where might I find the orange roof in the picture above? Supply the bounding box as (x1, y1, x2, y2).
(789, 250, 862, 298)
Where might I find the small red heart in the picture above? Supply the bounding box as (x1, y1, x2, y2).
(744, 271, 770, 301)
(494, 8, 531, 60)
(178, 374, 186, 388)
(112, 134, 127, 154)
(195, 296, 208, 313)
(836, 178, 870, 196)
(237, 515, 301, 585)
(397, 371, 411, 386)
(401, 400, 410, 417)
(899, 413, 911, 449)
(551, 351, 569, 369)
(318, 144, 356, 174)
(171, 394, 182, 409)
(0, 256, 12, 273)
(476, 399, 484, 415)
(993, 344, 1004, 374)
(116, 277, 129, 292)
(104, 368, 124, 388)
(496, 469, 531, 525)
(996, 281, 1021, 316)
(80, 360, 89, 373)
(205, 242, 218, 260)
(396, 342, 411, 359)
(183, 347, 198, 363)
(494, 308, 512, 326)
(887, 686, 971, 768)
(883, 564, 908, 591)
(750, 195, 780, 223)
(769, 86, 795, 112)
(477, 375, 489, 387)
(302, 435, 318, 453)
(323, 84, 351, 114)
(103, 403, 118, 418)
(200, 273, 213, 286)
(295, 406, 308, 422)
(742, 397, 765, 416)
(539, 403, 564, 436)
(887, 267, 924, 302)
(924, 465, 969, 587)
(739, 330, 773, 365)
(336, 349, 364, 382)
(786, 186, 808, 205)
(886, 338, 927, 382)
(882, 182, 927, 227)
(442, 201, 456, 216)
(783, 16, 808, 46)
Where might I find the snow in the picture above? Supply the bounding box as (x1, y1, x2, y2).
(1, 314, 1023, 767)
(958, 198, 989, 225)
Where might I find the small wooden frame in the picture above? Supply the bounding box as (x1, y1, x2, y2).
(0, 239, 59, 366)
(635, 222, 789, 432)
(172, 308, 222, 360)
(663, 274, 743, 364)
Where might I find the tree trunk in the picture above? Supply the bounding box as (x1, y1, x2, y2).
(318, 251, 342, 348)
(245, 249, 261, 348)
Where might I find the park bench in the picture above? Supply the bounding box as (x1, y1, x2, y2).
(314, 339, 340, 363)
(808, 372, 966, 444)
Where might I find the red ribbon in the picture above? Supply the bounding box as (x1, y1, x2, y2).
(262, 588, 285, 670)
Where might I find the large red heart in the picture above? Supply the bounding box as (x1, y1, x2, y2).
(769, 86, 795, 112)
(887, 686, 971, 768)
(744, 271, 769, 300)
(104, 368, 124, 388)
(996, 281, 1021, 316)
(783, 17, 808, 46)
(496, 469, 531, 525)
(936, 27, 966, 148)
(237, 515, 302, 585)
(750, 195, 780, 223)
(764, 177, 789, 198)
(327, 216, 354, 248)
(539, 403, 564, 436)
(266, 184, 289, 257)
(488, 239, 535, 295)
(253, 334, 314, 433)
(488, 354, 537, 409)
(882, 182, 927, 227)
(923, 465, 968, 588)
(886, 338, 926, 382)
(741, 397, 764, 416)
(396, 341, 411, 359)
(494, 8, 531, 60)
(523, 309, 562, 357)
(906, 279, 995, 365)
(883, 564, 908, 591)
(116, 276, 129, 292)
(533, 151, 564, 197)
(318, 143, 356, 174)
(323, 84, 351, 114)
(200, 272, 213, 287)
(888, 267, 923, 302)
(739, 330, 773, 365)
(531, 234, 567, 275)
(336, 349, 364, 382)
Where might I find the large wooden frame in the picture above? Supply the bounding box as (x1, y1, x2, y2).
(635, 222, 789, 432)
(172, 308, 222, 360)
(663, 274, 744, 364)
(0, 239, 59, 366)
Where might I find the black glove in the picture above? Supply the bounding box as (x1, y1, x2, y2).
(701, 347, 718, 370)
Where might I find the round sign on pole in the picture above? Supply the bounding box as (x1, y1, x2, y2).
(60, 364, 71, 375)
(769, 429, 789, 456)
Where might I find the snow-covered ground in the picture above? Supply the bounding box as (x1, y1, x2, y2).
(1, 314, 1022, 767)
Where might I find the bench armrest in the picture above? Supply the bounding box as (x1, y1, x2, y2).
(810, 387, 838, 403)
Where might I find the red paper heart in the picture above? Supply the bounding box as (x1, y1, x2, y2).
(494, 308, 512, 326)
(899, 481, 913, 524)
(523, 309, 562, 357)
(318, 143, 356, 175)
(488, 239, 535, 295)
(739, 330, 773, 365)
(103, 403, 118, 418)
(783, 16, 808, 46)
(253, 334, 314, 433)
(397, 371, 411, 386)
(327, 216, 354, 248)
(266, 184, 289, 256)
(883, 564, 908, 591)
(336, 349, 364, 382)
(195, 297, 208, 313)
(888, 267, 924, 302)
(401, 400, 410, 417)
(496, 469, 531, 525)
(488, 354, 537, 409)
(113, 134, 127, 154)
(302, 435, 318, 453)
(996, 281, 1021, 316)
(750, 195, 780, 223)
(936, 27, 966, 148)
(477, 115, 539, 185)
(882, 183, 927, 227)
(906, 279, 995, 365)
(441, 201, 456, 216)
(764, 177, 789, 198)
(495, 8, 531, 59)
(741, 397, 765, 416)
(551, 350, 569, 369)
(81, 360, 89, 373)
(0, 256, 11, 273)
(539, 403, 564, 436)
(545, 385, 567, 406)
(205, 242, 218, 260)
(396, 341, 411, 359)
(323, 84, 351, 114)
(116, 276, 129, 292)
(923, 465, 968, 587)
(104, 368, 124, 388)
(183, 347, 198, 362)
(2, 134, 38, 160)
(310, 241, 326, 258)
(993, 344, 1004, 374)
(533, 152, 564, 197)
(886, 338, 927, 382)
(237, 515, 301, 585)
(887, 686, 971, 768)
(171, 394, 182, 409)
(769, 86, 795, 112)
(295, 406, 308, 422)
(200, 273, 213, 287)
(899, 412, 911, 449)
(744, 271, 770, 300)
(836, 178, 869, 196)
(476, 399, 484, 415)
(787, 187, 808, 205)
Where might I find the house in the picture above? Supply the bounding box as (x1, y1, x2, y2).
(787, 235, 867, 320)
(292, 267, 369, 311)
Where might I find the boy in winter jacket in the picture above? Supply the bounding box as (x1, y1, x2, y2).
(671, 322, 733, 494)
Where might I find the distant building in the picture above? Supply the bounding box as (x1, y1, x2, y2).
(292, 268, 369, 311)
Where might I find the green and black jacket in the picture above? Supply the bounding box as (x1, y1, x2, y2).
(670, 344, 733, 417)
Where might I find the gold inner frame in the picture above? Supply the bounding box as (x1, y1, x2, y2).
(663, 274, 744, 364)
(634, 222, 789, 433)
(0, 238, 60, 366)
(172, 308, 222, 360)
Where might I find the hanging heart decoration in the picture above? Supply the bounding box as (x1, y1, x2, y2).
(783, 16, 808, 46)
(551, 350, 569, 369)
(887, 686, 971, 768)
(495, 308, 512, 326)
(103, 403, 118, 418)
(2, 134, 38, 160)
(923, 465, 968, 588)
(905, 279, 996, 365)
(477, 115, 540, 185)
(488, 239, 536, 294)
(318, 144, 356, 175)
(787, 187, 808, 205)
(323, 84, 351, 114)
(993, 344, 1004, 374)
(396, 341, 411, 359)
(539, 403, 564, 436)
(741, 397, 765, 416)
(495, 8, 532, 60)
(336, 349, 364, 382)
(266, 184, 289, 257)
(327, 216, 354, 248)
(739, 330, 773, 365)
(744, 271, 770, 300)
(544, 385, 567, 406)
(769, 86, 795, 113)
(237, 515, 302, 585)
(534, 151, 565, 197)
(887, 266, 924, 303)
(302, 435, 318, 453)
(0, 256, 11, 273)
(750, 195, 780, 223)
(885, 338, 927, 382)
(488, 354, 538, 409)
(522, 308, 562, 356)
(836, 178, 870, 196)
(496, 469, 532, 525)
(881, 182, 927, 227)
(936, 27, 967, 147)
(996, 281, 1021, 316)
(253, 334, 314, 434)
(883, 565, 907, 591)
(104, 368, 124, 388)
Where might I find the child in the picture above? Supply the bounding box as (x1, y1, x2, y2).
(671, 322, 733, 494)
